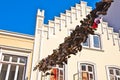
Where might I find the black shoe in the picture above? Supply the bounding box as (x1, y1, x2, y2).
(68, 55, 71, 58)
(51, 72, 54, 75)
(46, 72, 50, 76)
(64, 60, 67, 64)
(78, 45, 82, 52)
(82, 35, 88, 42)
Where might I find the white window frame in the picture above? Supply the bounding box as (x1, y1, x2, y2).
(106, 65, 120, 80)
(90, 34, 102, 49)
(14, 57, 20, 80)
(68, 29, 102, 50)
(4, 56, 12, 80)
(52, 65, 65, 80)
(0, 48, 3, 73)
(78, 61, 98, 80)
(0, 48, 29, 80)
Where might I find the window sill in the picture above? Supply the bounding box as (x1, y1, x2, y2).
(83, 46, 104, 52)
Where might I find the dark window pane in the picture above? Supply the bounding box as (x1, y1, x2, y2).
(12, 56, 18, 62)
(81, 65, 86, 71)
(88, 66, 92, 72)
(116, 70, 120, 75)
(0, 64, 8, 80)
(93, 35, 100, 48)
(20, 57, 27, 63)
(83, 38, 89, 46)
(118, 77, 120, 80)
(109, 69, 114, 74)
(60, 70, 63, 80)
(17, 66, 25, 80)
(90, 74, 93, 79)
(115, 76, 117, 80)
(8, 65, 16, 80)
(60, 70, 63, 75)
(3, 55, 10, 61)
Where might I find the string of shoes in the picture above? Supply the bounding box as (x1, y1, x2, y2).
(33, 0, 113, 74)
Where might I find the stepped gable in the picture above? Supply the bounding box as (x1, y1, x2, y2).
(34, 0, 119, 73)
(36, 1, 92, 39)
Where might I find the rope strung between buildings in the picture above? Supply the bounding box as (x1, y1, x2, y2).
(33, 0, 113, 74)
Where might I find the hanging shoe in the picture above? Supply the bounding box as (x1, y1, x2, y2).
(51, 72, 54, 75)
(78, 45, 82, 52)
(68, 55, 71, 58)
(64, 60, 67, 64)
(45, 72, 50, 76)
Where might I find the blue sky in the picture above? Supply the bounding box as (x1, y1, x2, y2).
(0, 0, 100, 35)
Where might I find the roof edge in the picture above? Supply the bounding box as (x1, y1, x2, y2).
(0, 29, 34, 40)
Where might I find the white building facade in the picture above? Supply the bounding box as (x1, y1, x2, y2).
(30, 1, 120, 80)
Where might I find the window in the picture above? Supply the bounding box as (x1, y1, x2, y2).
(80, 63, 95, 80)
(50, 68, 64, 80)
(83, 36, 89, 47)
(82, 34, 101, 49)
(108, 67, 120, 80)
(68, 29, 102, 50)
(0, 54, 27, 80)
(42, 65, 64, 80)
(50, 65, 64, 80)
(93, 35, 101, 48)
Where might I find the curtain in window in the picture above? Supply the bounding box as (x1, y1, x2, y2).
(82, 72, 89, 80)
(50, 68, 58, 80)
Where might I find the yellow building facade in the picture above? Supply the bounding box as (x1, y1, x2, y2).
(0, 30, 34, 80)
(0, 1, 120, 80)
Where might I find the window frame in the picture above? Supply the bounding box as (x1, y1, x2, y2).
(82, 34, 102, 50)
(44, 65, 65, 80)
(106, 65, 120, 80)
(82, 35, 90, 48)
(90, 34, 102, 49)
(78, 61, 98, 80)
(0, 48, 29, 80)
(68, 29, 102, 50)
